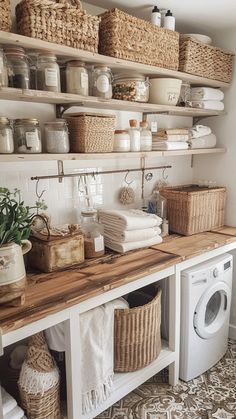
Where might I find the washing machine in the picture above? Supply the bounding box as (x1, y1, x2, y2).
(180, 253, 233, 382)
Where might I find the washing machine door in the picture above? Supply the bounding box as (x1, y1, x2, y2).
(193, 281, 230, 339)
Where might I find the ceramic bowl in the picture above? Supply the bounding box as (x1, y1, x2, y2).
(149, 78, 182, 106)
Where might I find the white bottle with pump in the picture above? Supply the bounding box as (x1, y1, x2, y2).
(151, 6, 161, 27)
(163, 10, 175, 31)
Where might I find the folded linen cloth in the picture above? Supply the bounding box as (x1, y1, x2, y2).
(190, 125, 212, 139)
(99, 209, 162, 231)
(153, 134, 189, 142)
(104, 226, 162, 243)
(157, 128, 189, 136)
(152, 141, 189, 150)
(105, 235, 163, 253)
(190, 87, 224, 101)
(191, 100, 224, 111)
(189, 133, 217, 149)
(1, 387, 17, 416)
(4, 405, 25, 419)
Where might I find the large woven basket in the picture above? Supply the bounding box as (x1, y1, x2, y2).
(16, 0, 100, 52)
(99, 9, 179, 70)
(114, 289, 162, 372)
(179, 37, 235, 83)
(161, 185, 226, 236)
(0, 0, 11, 31)
(65, 112, 116, 153)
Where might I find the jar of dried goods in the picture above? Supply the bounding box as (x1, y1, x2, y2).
(37, 52, 61, 92)
(81, 209, 105, 259)
(66, 61, 89, 96)
(5, 46, 30, 89)
(113, 75, 149, 102)
(14, 119, 42, 153)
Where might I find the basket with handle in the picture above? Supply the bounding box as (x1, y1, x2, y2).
(0, 0, 11, 31)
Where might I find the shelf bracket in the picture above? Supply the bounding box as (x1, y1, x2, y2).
(57, 160, 64, 183)
(56, 102, 86, 118)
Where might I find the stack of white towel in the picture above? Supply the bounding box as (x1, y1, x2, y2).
(98, 209, 163, 253)
(152, 128, 189, 151)
(189, 125, 217, 149)
(1, 386, 26, 419)
(190, 87, 224, 111)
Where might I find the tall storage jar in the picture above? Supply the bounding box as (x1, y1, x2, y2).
(5, 46, 30, 89)
(66, 61, 89, 96)
(0, 47, 8, 87)
(81, 210, 105, 259)
(14, 119, 42, 153)
(92, 66, 112, 99)
(0, 117, 14, 154)
(37, 53, 61, 92)
(45, 121, 69, 153)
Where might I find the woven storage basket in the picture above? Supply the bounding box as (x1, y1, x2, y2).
(179, 37, 235, 83)
(16, 0, 100, 52)
(161, 185, 226, 236)
(114, 289, 162, 372)
(65, 112, 116, 153)
(18, 332, 62, 419)
(0, 0, 11, 31)
(99, 8, 179, 70)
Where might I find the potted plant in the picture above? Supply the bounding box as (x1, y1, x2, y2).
(0, 187, 46, 306)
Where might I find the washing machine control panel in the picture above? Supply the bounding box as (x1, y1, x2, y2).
(213, 268, 219, 278)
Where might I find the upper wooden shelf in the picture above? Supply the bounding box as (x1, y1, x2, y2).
(0, 30, 230, 89)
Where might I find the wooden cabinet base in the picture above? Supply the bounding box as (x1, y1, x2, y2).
(0, 277, 26, 306)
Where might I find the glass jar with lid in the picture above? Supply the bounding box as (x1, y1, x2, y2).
(14, 119, 42, 153)
(45, 120, 70, 153)
(113, 74, 150, 102)
(66, 60, 89, 96)
(81, 209, 105, 259)
(140, 121, 152, 151)
(0, 117, 14, 154)
(92, 65, 113, 99)
(5, 46, 30, 89)
(0, 47, 8, 87)
(37, 52, 61, 92)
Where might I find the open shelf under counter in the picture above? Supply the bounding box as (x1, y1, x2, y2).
(0, 30, 229, 89)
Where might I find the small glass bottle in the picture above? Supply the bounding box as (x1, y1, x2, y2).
(81, 209, 105, 259)
(44, 120, 70, 153)
(37, 52, 61, 92)
(129, 119, 140, 152)
(140, 121, 152, 151)
(14, 119, 42, 153)
(0, 47, 8, 87)
(0, 117, 14, 154)
(66, 60, 89, 96)
(5, 46, 30, 89)
(92, 65, 112, 99)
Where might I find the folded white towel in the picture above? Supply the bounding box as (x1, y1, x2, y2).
(4, 405, 25, 419)
(191, 100, 224, 111)
(105, 235, 163, 253)
(190, 87, 224, 101)
(1, 387, 17, 416)
(104, 226, 162, 243)
(189, 133, 217, 149)
(99, 209, 162, 231)
(190, 125, 212, 139)
(152, 141, 189, 151)
(153, 134, 189, 142)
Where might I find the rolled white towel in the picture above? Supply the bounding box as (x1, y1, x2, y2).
(189, 133, 217, 149)
(1, 387, 17, 416)
(104, 226, 162, 243)
(191, 101, 224, 111)
(4, 405, 25, 419)
(105, 235, 163, 253)
(191, 87, 224, 101)
(190, 125, 212, 139)
(152, 141, 189, 151)
(99, 209, 162, 231)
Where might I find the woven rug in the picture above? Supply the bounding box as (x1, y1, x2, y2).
(96, 339, 236, 419)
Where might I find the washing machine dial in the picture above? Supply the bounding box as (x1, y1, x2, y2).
(213, 268, 219, 278)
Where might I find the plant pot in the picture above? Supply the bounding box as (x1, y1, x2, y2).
(0, 240, 32, 306)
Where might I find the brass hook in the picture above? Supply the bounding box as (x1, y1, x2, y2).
(36, 179, 46, 200)
(162, 167, 168, 181)
(124, 170, 134, 186)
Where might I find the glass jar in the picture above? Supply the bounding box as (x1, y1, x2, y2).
(129, 119, 140, 152)
(92, 66, 112, 99)
(5, 46, 30, 89)
(148, 191, 167, 234)
(114, 130, 130, 152)
(37, 53, 61, 92)
(66, 61, 89, 96)
(0, 117, 14, 154)
(81, 210, 105, 259)
(14, 119, 42, 153)
(113, 75, 149, 102)
(28, 51, 38, 90)
(140, 121, 152, 151)
(45, 120, 70, 153)
(0, 47, 8, 87)
(178, 82, 191, 107)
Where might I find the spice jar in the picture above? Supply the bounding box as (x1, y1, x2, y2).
(140, 121, 152, 151)
(81, 209, 105, 259)
(114, 130, 130, 152)
(92, 66, 112, 99)
(129, 119, 141, 152)
(113, 75, 149, 102)
(0, 117, 14, 154)
(0, 47, 8, 87)
(14, 119, 42, 153)
(37, 52, 61, 92)
(66, 61, 89, 96)
(45, 120, 70, 153)
(5, 46, 30, 89)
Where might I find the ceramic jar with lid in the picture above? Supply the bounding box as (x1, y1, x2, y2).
(0, 117, 14, 154)
(37, 52, 61, 92)
(92, 66, 113, 99)
(44, 120, 70, 153)
(81, 209, 105, 259)
(0, 47, 8, 87)
(114, 130, 130, 152)
(66, 61, 89, 96)
(14, 119, 42, 153)
(5, 46, 30, 89)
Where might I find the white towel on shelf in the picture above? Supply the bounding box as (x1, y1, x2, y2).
(152, 141, 189, 151)
(1, 387, 17, 416)
(99, 209, 162, 231)
(105, 235, 163, 253)
(190, 87, 224, 101)
(189, 133, 217, 149)
(104, 226, 162, 243)
(190, 100, 224, 111)
(190, 125, 212, 139)
(4, 405, 25, 419)
(153, 134, 189, 142)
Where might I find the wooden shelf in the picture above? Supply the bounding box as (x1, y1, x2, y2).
(0, 30, 230, 89)
(0, 88, 224, 117)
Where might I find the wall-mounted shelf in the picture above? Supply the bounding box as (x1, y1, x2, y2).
(0, 30, 230, 89)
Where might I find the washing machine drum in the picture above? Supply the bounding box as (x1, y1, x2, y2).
(193, 282, 230, 339)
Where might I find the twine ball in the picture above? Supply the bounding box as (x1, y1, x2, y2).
(119, 187, 135, 205)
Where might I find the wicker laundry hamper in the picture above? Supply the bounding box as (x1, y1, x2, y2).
(114, 289, 162, 372)
(0, 0, 11, 31)
(18, 332, 62, 419)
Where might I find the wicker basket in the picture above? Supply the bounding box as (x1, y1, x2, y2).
(65, 112, 116, 153)
(161, 185, 226, 236)
(114, 289, 162, 372)
(179, 37, 235, 83)
(99, 8, 179, 70)
(16, 0, 100, 52)
(0, 0, 11, 31)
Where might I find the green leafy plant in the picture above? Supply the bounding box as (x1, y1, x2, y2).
(0, 187, 47, 246)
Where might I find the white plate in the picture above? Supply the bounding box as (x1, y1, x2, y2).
(183, 33, 212, 45)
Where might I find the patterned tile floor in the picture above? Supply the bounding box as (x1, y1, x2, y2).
(96, 340, 236, 419)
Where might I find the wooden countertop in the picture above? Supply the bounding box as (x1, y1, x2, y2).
(1, 229, 236, 335)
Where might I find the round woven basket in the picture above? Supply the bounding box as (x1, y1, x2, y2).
(0, 0, 11, 31)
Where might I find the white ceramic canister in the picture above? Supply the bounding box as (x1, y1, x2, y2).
(114, 130, 130, 152)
